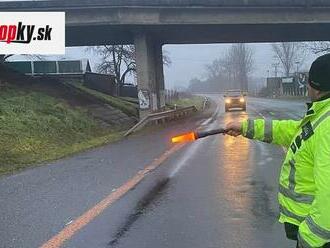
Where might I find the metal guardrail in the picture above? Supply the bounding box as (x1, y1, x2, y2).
(124, 106, 197, 137)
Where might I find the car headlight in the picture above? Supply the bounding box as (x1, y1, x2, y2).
(225, 99, 231, 104)
(239, 97, 245, 103)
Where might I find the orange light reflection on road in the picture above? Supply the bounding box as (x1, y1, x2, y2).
(171, 132, 196, 143)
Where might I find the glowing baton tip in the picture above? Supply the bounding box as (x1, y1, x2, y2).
(171, 132, 197, 143)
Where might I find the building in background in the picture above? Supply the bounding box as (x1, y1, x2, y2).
(4, 59, 138, 98)
(264, 72, 308, 97)
(5, 59, 92, 76)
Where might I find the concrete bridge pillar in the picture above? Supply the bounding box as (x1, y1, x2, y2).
(134, 33, 165, 119)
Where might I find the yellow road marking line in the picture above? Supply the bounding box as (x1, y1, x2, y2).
(40, 143, 186, 248)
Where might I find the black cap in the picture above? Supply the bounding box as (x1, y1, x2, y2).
(309, 54, 330, 91)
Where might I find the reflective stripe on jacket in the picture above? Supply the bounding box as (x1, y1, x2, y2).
(241, 96, 330, 247)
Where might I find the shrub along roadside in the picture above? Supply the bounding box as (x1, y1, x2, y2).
(169, 95, 206, 111)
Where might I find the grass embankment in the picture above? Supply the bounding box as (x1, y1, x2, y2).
(169, 95, 206, 111)
(118, 97, 139, 104)
(0, 85, 123, 175)
(67, 83, 138, 117)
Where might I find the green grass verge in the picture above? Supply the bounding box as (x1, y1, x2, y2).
(169, 96, 206, 111)
(0, 85, 123, 175)
(118, 96, 139, 104)
(67, 83, 138, 117)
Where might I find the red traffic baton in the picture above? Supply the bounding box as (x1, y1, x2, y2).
(171, 128, 226, 143)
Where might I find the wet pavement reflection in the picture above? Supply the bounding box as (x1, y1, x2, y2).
(99, 97, 300, 248)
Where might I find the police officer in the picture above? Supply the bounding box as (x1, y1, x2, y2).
(225, 54, 330, 248)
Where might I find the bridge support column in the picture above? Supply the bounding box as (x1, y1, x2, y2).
(134, 33, 165, 119)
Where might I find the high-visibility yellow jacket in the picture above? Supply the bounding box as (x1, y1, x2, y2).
(241, 95, 330, 248)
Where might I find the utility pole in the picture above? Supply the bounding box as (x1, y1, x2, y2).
(295, 61, 300, 74)
(272, 62, 280, 77)
(272, 55, 280, 78)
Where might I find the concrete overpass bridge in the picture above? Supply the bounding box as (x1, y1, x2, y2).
(1, 0, 330, 117)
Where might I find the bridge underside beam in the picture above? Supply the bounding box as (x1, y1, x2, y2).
(1, 0, 329, 9)
(66, 23, 330, 46)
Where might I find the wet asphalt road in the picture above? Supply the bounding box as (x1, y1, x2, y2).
(0, 96, 307, 248)
(102, 96, 306, 248)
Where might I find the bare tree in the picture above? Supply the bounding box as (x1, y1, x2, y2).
(162, 50, 172, 68)
(92, 45, 171, 93)
(229, 44, 254, 91)
(94, 45, 136, 86)
(202, 58, 227, 91)
(205, 58, 223, 80)
(216, 44, 254, 91)
(188, 77, 204, 93)
(305, 42, 330, 54)
(272, 42, 305, 76)
(0, 55, 13, 64)
(203, 44, 254, 92)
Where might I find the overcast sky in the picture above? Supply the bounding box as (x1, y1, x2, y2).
(10, 42, 319, 89)
(59, 43, 319, 88)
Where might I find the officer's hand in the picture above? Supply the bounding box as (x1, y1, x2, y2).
(225, 121, 242, 137)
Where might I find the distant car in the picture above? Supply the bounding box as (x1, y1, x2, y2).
(224, 90, 247, 112)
